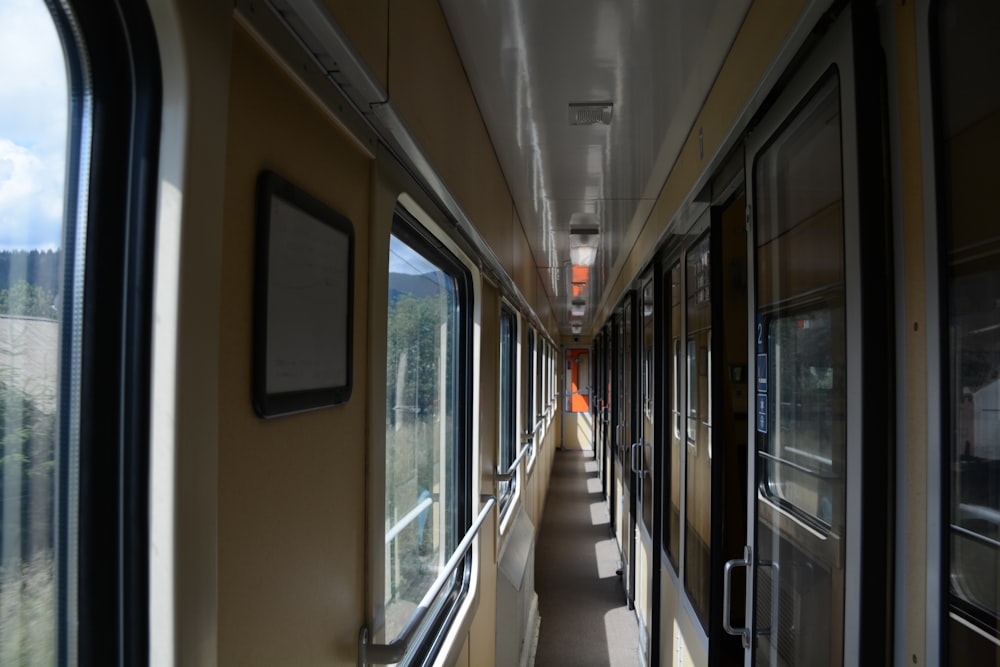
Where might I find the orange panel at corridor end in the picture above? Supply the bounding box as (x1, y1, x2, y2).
(566, 349, 590, 412)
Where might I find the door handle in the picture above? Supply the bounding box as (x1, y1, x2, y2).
(723, 546, 751, 648)
(630, 442, 649, 477)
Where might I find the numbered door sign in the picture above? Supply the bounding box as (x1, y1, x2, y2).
(756, 315, 767, 433)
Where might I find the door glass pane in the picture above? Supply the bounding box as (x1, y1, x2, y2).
(764, 305, 845, 526)
(937, 0, 1000, 655)
(684, 235, 712, 628)
(0, 2, 67, 662)
(385, 233, 460, 641)
(666, 263, 681, 568)
(640, 279, 654, 535)
(753, 72, 845, 666)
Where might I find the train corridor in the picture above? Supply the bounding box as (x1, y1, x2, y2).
(534, 448, 642, 667)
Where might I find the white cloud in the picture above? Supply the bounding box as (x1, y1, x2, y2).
(0, 139, 63, 250)
(0, 0, 67, 250)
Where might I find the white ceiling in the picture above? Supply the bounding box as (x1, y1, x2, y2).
(438, 0, 752, 336)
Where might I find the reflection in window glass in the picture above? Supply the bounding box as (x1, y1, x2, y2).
(666, 263, 681, 568)
(639, 279, 654, 535)
(0, 1, 67, 663)
(752, 70, 845, 667)
(938, 0, 1000, 654)
(526, 330, 535, 455)
(765, 305, 845, 525)
(384, 232, 461, 643)
(684, 235, 712, 628)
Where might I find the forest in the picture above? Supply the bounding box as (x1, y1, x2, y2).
(0, 250, 60, 319)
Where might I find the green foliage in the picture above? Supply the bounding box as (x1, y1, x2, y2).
(0, 379, 56, 664)
(386, 292, 450, 424)
(0, 281, 56, 320)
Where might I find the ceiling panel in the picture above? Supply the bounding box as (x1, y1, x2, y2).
(439, 0, 752, 335)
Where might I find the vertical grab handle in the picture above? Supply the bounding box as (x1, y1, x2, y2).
(723, 545, 751, 648)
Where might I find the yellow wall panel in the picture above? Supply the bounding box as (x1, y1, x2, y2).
(219, 25, 372, 666)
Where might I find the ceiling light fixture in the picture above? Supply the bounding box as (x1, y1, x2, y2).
(568, 102, 613, 126)
(569, 227, 600, 267)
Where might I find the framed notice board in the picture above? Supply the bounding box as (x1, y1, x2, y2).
(253, 170, 354, 417)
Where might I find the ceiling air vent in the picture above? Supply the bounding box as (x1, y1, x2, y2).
(569, 102, 613, 126)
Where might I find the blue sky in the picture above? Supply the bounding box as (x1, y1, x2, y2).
(0, 0, 67, 251)
(389, 236, 439, 275)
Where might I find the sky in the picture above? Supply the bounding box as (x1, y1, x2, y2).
(0, 0, 67, 251)
(389, 235, 439, 276)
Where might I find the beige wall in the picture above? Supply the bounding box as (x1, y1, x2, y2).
(218, 24, 372, 665)
(208, 2, 561, 664)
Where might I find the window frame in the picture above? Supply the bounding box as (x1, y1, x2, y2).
(380, 207, 475, 664)
(35, 1, 163, 664)
(498, 304, 518, 518)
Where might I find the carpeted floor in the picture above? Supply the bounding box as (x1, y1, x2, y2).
(534, 449, 643, 666)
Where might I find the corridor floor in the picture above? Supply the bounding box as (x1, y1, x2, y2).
(534, 449, 643, 667)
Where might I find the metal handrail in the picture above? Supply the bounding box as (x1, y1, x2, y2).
(384, 496, 433, 545)
(359, 495, 498, 665)
(496, 444, 532, 483)
(756, 450, 839, 480)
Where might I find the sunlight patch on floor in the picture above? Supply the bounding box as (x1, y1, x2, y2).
(590, 500, 610, 527)
(595, 538, 619, 579)
(604, 605, 643, 666)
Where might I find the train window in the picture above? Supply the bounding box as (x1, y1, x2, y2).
(684, 234, 713, 627)
(666, 261, 682, 568)
(536, 334, 544, 423)
(1, 0, 157, 662)
(0, 3, 68, 660)
(525, 328, 535, 462)
(936, 0, 1000, 654)
(498, 306, 517, 516)
(755, 73, 846, 531)
(384, 218, 471, 655)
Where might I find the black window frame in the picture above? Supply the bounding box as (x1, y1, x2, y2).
(45, 0, 162, 664)
(386, 208, 474, 664)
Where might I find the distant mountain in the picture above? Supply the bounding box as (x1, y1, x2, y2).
(388, 272, 446, 303)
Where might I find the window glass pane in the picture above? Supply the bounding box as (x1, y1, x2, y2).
(684, 235, 712, 627)
(525, 330, 534, 437)
(385, 232, 461, 642)
(499, 309, 515, 514)
(536, 335, 543, 421)
(0, 1, 67, 662)
(938, 0, 1000, 653)
(764, 305, 845, 525)
(755, 74, 846, 531)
